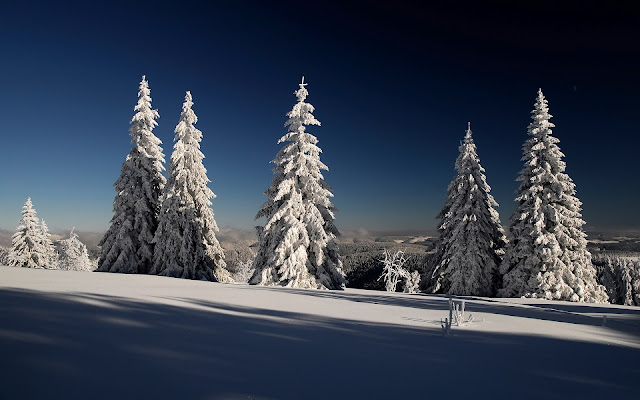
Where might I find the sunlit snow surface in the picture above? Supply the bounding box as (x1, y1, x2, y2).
(1, 265, 639, 399)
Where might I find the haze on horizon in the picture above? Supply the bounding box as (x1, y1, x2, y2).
(1, 1, 638, 236)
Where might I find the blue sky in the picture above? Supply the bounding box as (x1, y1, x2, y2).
(1, 1, 638, 235)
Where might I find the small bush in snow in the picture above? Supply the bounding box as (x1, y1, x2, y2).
(404, 270, 421, 294)
(442, 297, 474, 335)
(378, 249, 410, 292)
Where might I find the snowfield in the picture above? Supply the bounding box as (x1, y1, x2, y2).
(1, 266, 639, 399)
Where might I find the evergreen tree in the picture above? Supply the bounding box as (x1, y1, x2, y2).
(618, 258, 635, 306)
(40, 220, 58, 269)
(151, 91, 230, 282)
(0, 247, 9, 266)
(595, 256, 619, 303)
(499, 89, 607, 302)
(98, 76, 166, 274)
(632, 260, 640, 306)
(251, 77, 345, 290)
(8, 198, 54, 269)
(595, 256, 640, 306)
(428, 123, 506, 296)
(58, 229, 95, 271)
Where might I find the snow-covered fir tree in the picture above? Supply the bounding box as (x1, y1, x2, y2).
(633, 261, 640, 306)
(8, 198, 55, 269)
(0, 247, 9, 266)
(40, 220, 58, 269)
(499, 89, 607, 302)
(633, 260, 640, 306)
(595, 256, 639, 306)
(618, 258, 637, 306)
(57, 229, 95, 271)
(250, 77, 345, 290)
(595, 256, 619, 303)
(427, 123, 507, 296)
(98, 76, 166, 274)
(151, 91, 230, 282)
(231, 256, 255, 284)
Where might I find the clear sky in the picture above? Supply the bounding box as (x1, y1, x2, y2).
(1, 1, 638, 235)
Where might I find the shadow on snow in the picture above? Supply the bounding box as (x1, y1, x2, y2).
(235, 285, 640, 338)
(0, 287, 639, 400)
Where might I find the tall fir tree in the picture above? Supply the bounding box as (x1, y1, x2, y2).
(58, 229, 95, 271)
(251, 77, 345, 290)
(427, 123, 507, 296)
(151, 91, 230, 282)
(9, 198, 55, 269)
(98, 76, 166, 274)
(499, 89, 607, 302)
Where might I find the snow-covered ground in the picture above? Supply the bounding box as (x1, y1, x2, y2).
(1, 266, 639, 399)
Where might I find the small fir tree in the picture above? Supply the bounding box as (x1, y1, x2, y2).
(499, 89, 607, 302)
(152, 91, 230, 282)
(98, 76, 166, 274)
(595, 256, 640, 306)
(633, 260, 640, 306)
(40, 220, 58, 269)
(618, 258, 636, 306)
(250, 77, 345, 289)
(58, 229, 94, 271)
(595, 256, 620, 303)
(9, 198, 54, 269)
(428, 123, 507, 296)
(0, 247, 9, 266)
(232, 256, 256, 284)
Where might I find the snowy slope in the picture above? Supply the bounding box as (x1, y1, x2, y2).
(1, 265, 639, 399)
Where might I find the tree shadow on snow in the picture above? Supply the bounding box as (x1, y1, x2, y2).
(0, 288, 639, 400)
(234, 285, 640, 338)
(526, 302, 640, 316)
